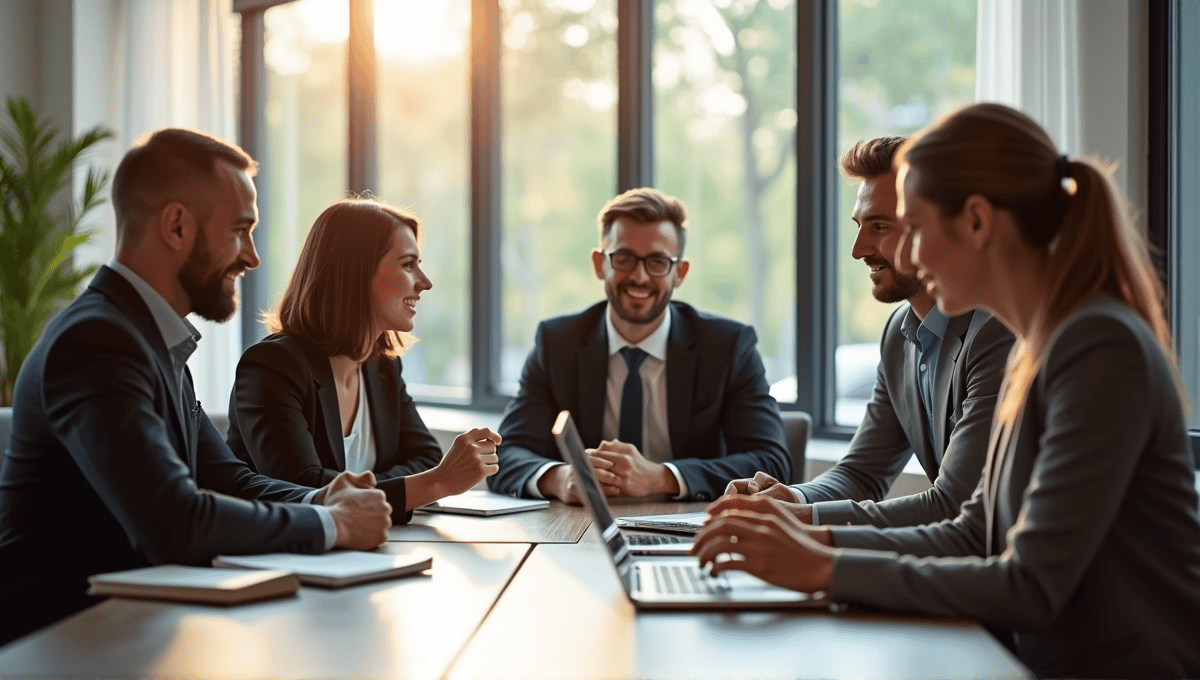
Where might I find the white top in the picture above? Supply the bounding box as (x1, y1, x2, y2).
(342, 366, 377, 475)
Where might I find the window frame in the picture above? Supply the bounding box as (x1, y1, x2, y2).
(231, 0, 936, 440)
(1149, 0, 1200, 467)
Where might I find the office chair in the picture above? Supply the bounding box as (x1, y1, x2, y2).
(0, 406, 11, 477)
(781, 411, 811, 484)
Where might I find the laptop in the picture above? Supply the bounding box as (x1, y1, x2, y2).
(552, 410, 828, 610)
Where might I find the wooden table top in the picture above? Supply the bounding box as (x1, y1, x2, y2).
(0, 543, 529, 680)
(388, 498, 708, 543)
(449, 525, 1031, 680)
(0, 502, 1031, 679)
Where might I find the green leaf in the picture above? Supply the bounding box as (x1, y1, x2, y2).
(0, 96, 113, 405)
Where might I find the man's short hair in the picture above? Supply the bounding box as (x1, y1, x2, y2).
(596, 187, 688, 255)
(112, 128, 257, 246)
(839, 135, 908, 181)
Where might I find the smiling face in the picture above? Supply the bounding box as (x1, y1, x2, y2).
(850, 171, 923, 304)
(179, 160, 260, 322)
(372, 224, 432, 334)
(591, 217, 690, 333)
(897, 166, 982, 316)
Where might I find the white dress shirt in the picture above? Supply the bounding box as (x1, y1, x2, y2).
(526, 304, 689, 499)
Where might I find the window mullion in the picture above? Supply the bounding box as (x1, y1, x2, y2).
(795, 0, 839, 432)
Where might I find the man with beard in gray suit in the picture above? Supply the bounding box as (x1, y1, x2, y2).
(728, 136, 1013, 528)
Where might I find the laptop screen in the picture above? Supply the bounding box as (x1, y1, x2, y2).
(551, 410, 634, 578)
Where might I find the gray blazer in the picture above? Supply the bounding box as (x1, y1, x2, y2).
(794, 306, 1013, 527)
(828, 295, 1200, 678)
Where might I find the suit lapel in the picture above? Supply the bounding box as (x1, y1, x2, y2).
(297, 341, 347, 471)
(983, 380, 1017, 554)
(576, 315, 608, 447)
(932, 312, 971, 455)
(666, 306, 696, 460)
(364, 357, 399, 467)
(89, 267, 192, 471)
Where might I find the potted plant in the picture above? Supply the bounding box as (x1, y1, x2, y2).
(0, 97, 113, 406)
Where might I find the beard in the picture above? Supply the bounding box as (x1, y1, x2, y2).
(607, 280, 673, 326)
(865, 257, 924, 304)
(179, 228, 242, 322)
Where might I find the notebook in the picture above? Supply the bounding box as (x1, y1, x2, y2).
(552, 410, 827, 610)
(87, 565, 299, 605)
(420, 489, 550, 516)
(213, 550, 433, 588)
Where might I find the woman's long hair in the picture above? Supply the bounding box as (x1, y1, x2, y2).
(898, 102, 1179, 422)
(263, 198, 421, 361)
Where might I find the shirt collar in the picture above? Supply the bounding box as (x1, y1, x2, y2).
(899, 304, 950, 346)
(605, 303, 671, 362)
(107, 258, 200, 352)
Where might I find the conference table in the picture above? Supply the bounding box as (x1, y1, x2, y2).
(0, 500, 1031, 679)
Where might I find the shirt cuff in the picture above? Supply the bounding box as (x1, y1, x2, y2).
(788, 485, 807, 503)
(663, 463, 689, 500)
(525, 462, 564, 499)
(810, 502, 820, 526)
(305, 491, 337, 551)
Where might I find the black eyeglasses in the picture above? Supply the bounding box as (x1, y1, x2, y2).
(604, 251, 679, 277)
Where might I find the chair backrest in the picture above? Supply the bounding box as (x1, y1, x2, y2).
(207, 413, 231, 441)
(0, 407, 12, 477)
(781, 411, 811, 485)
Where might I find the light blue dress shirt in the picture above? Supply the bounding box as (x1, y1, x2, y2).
(803, 305, 949, 525)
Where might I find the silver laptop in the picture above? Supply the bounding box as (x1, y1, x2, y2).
(552, 410, 827, 610)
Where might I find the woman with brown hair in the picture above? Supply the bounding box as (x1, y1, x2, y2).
(226, 198, 500, 522)
(693, 103, 1200, 678)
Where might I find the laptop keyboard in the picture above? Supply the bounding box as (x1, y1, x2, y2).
(653, 563, 729, 595)
(626, 534, 690, 546)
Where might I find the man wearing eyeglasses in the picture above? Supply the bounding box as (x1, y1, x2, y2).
(488, 188, 789, 503)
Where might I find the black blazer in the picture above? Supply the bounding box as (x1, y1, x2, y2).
(226, 333, 442, 520)
(0, 266, 324, 646)
(488, 301, 789, 501)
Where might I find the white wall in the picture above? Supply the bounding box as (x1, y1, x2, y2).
(1078, 0, 1148, 225)
(0, 0, 39, 108)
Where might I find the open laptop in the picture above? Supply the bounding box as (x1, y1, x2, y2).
(552, 410, 828, 610)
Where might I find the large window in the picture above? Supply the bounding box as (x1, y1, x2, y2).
(233, 0, 994, 438)
(654, 0, 797, 396)
(833, 0, 976, 425)
(376, 0, 471, 397)
(262, 0, 348, 307)
(499, 0, 617, 390)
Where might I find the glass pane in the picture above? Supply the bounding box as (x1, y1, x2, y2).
(654, 0, 797, 399)
(835, 0, 977, 425)
(1179, 1, 1200, 432)
(376, 0, 471, 398)
(499, 0, 618, 389)
(262, 0, 348, 313)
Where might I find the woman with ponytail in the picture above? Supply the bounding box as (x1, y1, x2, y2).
(692, 103, 1200, 678)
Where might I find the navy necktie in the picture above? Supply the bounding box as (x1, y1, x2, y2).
(619, 347, 649, 450)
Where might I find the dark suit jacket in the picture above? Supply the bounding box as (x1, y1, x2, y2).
(226, 333, 442, 520)
(0, 266, 325, 646)
(488, 301, 789, 501)
(829, 295, 1200, 678)
(795, 306, 1014, 527)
